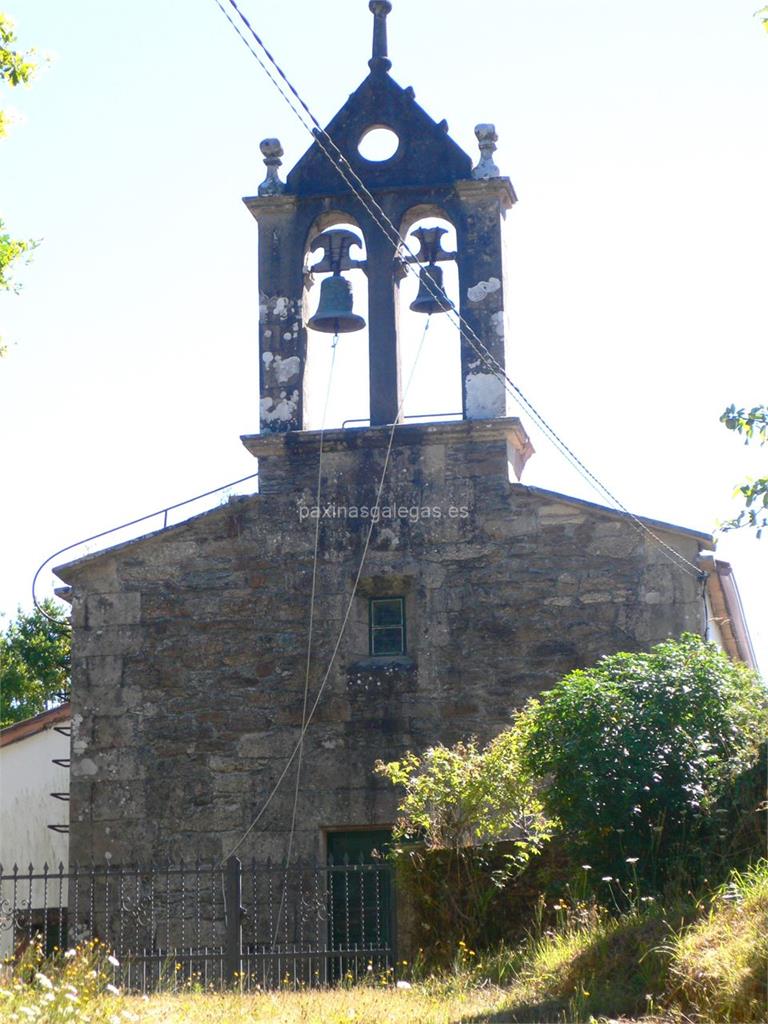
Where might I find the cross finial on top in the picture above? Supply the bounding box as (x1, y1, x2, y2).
(369, 0, 392, 73)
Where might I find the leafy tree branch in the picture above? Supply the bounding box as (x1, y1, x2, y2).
(0, 12, 36, 136)
(720, 404, 768, 538)
(0, 12, 38, 327)
(0, 223, 35, 291)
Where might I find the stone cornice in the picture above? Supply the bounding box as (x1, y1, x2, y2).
(453, 177, 517, 209)
(242, 193, 299, 222)
(241, 416, 533, 462)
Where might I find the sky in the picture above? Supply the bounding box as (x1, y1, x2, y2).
(0, 0, 766, 669)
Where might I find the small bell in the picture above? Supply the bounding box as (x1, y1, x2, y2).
(307, 228, 366, 334)
(410, 263, 453, 315)
(308, 273, 366, 334)
(408, 226, 454, 315)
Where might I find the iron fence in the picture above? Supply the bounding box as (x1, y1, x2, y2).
(0, 857, 395, 992)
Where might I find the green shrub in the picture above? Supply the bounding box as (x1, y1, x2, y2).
(375, 635, 767, 960)
(374, 731, 553, 855)
(517, 633, 768, 885)
(375, 734, 554, 959)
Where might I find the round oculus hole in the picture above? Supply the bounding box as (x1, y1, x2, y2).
(357, 126, 400, 162)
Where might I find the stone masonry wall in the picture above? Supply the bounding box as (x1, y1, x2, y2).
(58, 420, 707, 868)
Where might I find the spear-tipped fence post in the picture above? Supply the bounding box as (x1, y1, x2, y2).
(223, 856, 242, 986)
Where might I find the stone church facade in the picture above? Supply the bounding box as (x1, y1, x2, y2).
(56, 2, 750, 870)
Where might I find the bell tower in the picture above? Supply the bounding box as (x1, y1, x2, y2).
(244, 0, 517, 433)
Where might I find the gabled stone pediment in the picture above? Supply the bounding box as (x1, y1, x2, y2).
(286, 71, 473, 196)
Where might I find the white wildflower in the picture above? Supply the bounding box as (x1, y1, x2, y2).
(396, 980, 412, 989)
(626, 857, 639, 864)
(107, 954, 120, 967)
(64, 949, 77, 958)
(602, 876, 613, 882)
(34, 973, 53, 989)
(106, 983, 120, 995)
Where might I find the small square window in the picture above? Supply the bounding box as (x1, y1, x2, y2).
(369, 597, 406, 656)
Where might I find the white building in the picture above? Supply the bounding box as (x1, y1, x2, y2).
(0, 704, 70, 955)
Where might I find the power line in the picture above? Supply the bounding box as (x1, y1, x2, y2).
(211, 0, 702, 580)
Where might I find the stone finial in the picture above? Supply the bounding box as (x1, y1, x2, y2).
(369, 0, 393, 73)
(472, 123, 500, 180)
(258, 138, 286, 196)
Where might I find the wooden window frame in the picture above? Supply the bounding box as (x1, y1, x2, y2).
(368, 596, 406, 656)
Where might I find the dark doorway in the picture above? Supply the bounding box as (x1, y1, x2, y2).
(326, 829, 393, 973)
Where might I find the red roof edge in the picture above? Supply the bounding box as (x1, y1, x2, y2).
(0, 703, 71, 748)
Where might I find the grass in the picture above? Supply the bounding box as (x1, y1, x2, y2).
(3, 862, 766, 1023)
(439, 899, 683, 1022)
(474, 858, 768, 1023)
(123, 984, 514, 1024)
(667, 859, 768, 1023)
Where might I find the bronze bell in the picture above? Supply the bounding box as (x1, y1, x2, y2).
(410, 262, 453, 315)
(308, 272, 366, 333)
(307, 229, 367, 334)
(409, 225, 454, 315)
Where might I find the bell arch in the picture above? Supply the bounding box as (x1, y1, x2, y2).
(397, 206, 462, 423)
(303, 212, 370, 429)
